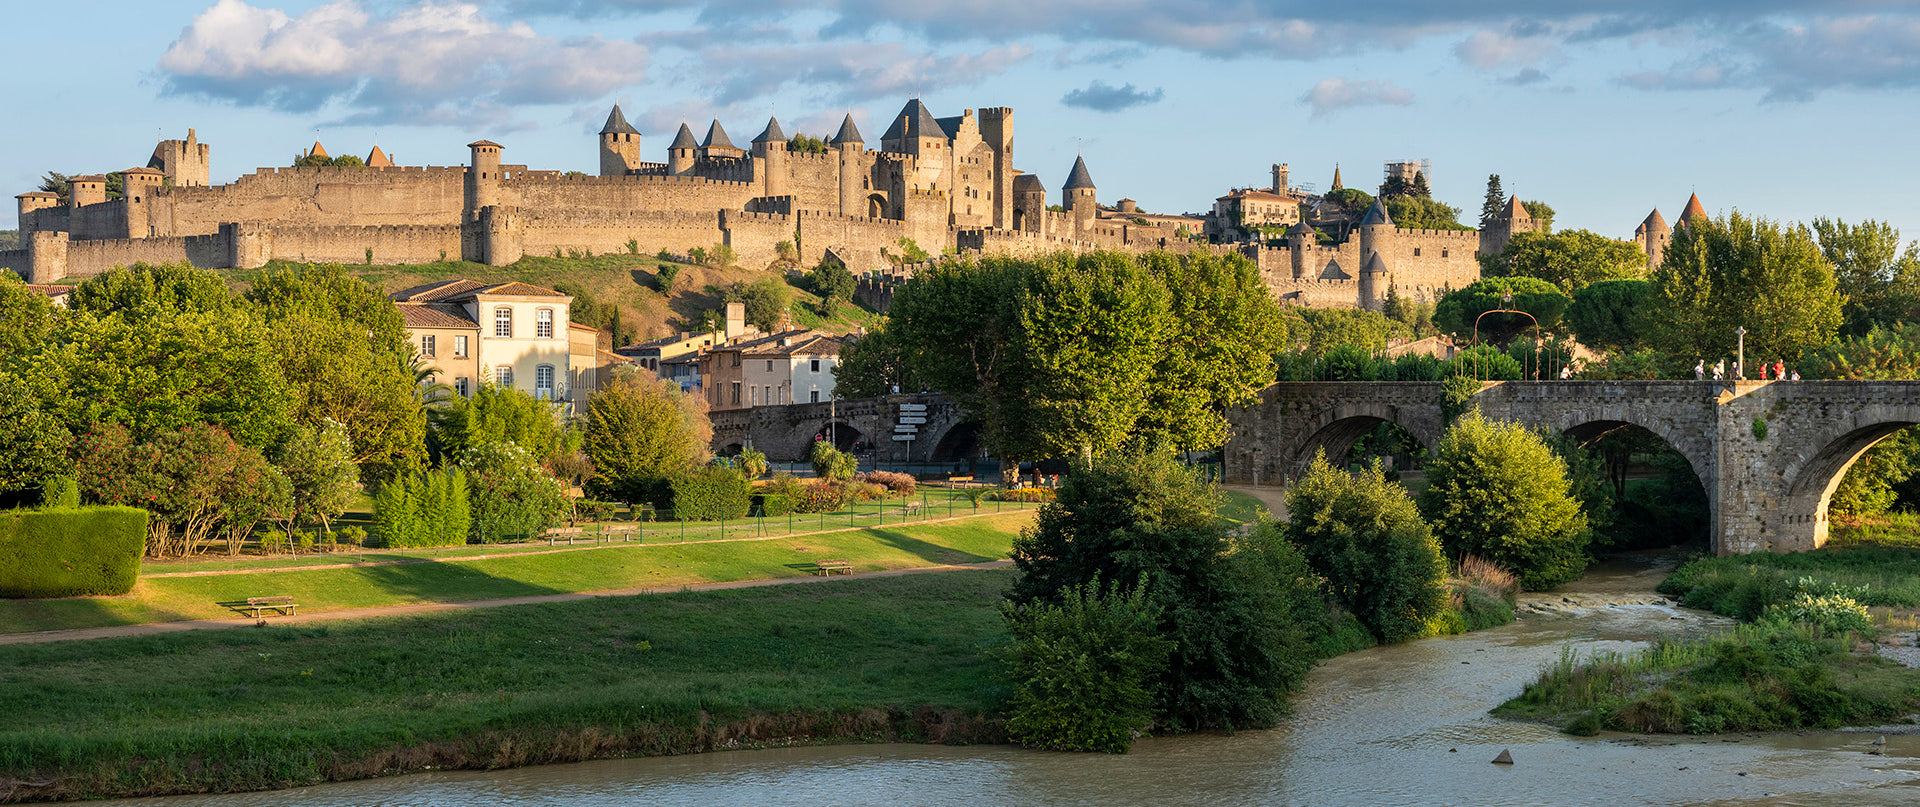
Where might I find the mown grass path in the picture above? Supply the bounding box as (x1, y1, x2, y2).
(0, 513, 1031, 637)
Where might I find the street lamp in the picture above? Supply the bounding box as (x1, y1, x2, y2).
(1734, 326, 1747, 381)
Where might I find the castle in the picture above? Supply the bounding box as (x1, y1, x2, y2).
(0, 100, 1682, 314)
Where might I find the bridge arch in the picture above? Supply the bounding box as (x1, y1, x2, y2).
(926, 420, 981, 462)
(1779, 404, 1920, 548)
(1548, 409, 1714, 496)
(1286, 402, 1443, 480)
(811, 419, 865, 453)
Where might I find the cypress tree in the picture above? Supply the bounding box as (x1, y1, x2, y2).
(444, 468, 472, 545)
(1411, 171, 1431, 199)
(1480, 174, 1505, 228)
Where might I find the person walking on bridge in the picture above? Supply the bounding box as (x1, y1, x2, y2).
(1695, 360, 1706, 380)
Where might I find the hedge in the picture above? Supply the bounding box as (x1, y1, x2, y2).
(669, 466, 753, 521)
(754, 493, 795, 518)
(0, 506, 147, 597)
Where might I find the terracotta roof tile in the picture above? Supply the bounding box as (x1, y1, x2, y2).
(389, 279, 485, 302)
(477, 281, 568, 297)
(398, 303, 478, 329)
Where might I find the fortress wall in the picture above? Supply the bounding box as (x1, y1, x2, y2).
(19, 206, 69, 236)
(0, 249, 27, 277)
(1385, 228, 1481, 290)
(150, 166, 469, 236)
(505, 173, 759, 215)
(1267, 277, 1362, 309)
(795, 212, 912, 272)
(63, 234, 229, 277)
(521, 209, 725, 257)
(266, 224, 461, 265)
(784, 151, 842, 212)
(689, 157, 755, 184)
(70, 199, 132, 240)
(902, 189, 952, 252)
(720, 210, 796, 269)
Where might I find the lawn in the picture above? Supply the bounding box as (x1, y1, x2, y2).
(1216, 489, 1270, 526)
(0, 513, 1031, 634)
(0, 569, 1016, 802)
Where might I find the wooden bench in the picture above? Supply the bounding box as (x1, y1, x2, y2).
(244, 596, 296, 618)
(545, 527, 586, 545)
(815, 559, 853, 576)
(602, 525, 637, 543)
(947, 475, 975, 487)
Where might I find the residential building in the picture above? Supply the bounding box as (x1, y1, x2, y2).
(390, 279, 603, 407)
(701, 328, 845, 412)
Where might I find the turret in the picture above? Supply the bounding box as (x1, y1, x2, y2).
(120, 167, 163, 202)
(701, 120, 743, 159)
(598, 104, 641, 177)
(148, 128, 211, 187)
(1330, 163, 1343, 191)
(305, 141, 329, 161)
(1360, 251, 1391, 311)
(366, 145, 393, 168)
(1676, 193, 1708, 228)
(1357, 198, 1392, 267)
(1013, 174, 1046, 234)
(68, 175, 107, 209)
(1271, 163, 1289, 194)
(831, 113, 865, 216)
(1285, 221, 1313, 279)
(751, 115, 788, 198)
(1636, 208, 1671, 272)
(464, 140, 503, 215)
(16, 191, 60, 235)
(667, 123, 698, 175)
(1063, 156, 1096, 237)
(1480, 194, 1536, 257)
(977, 107, 1014, 229)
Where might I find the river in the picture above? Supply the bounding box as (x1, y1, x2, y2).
(77, 556, 1920, 807)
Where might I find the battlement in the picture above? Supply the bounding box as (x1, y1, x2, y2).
(509, 172, 756, 190)
(1393, 227, 1481, 239)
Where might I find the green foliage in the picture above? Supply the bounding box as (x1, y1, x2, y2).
(1829, 428, 1919, 520)
(831, 324, 917, 398)
(1811, 218, 1920, 336)
(459, 443, 567, 543)
(809, 441, 858, 481)
(434, 384, 563, 463)
(738, 447, 769, 479)
(669, 465, 753, 521)
(1439, 374, 1482, 423)
(1447, 345, 1523, 381)
(372, 468, 472, 548)
(1521, 200, 1555, 229)
(0, 507, 147, 597)
(1420, 411, 1590, 589)
(725, 275, 793, 331)
(804, 260, 858, 309)
(1284, 454, 1448, 643)
(1433, 276, 1570, 345)
(1385, 196, 1469, 230)
(786, 133, 829, 155)
(74, 424, 285, 559)
(1323, 188, 1373, 215)
(66, 262, 233, 320)
(1763, 591, 1872, 634)
(1380, 286, 1436, 337)
(1567, 279, 1653, 352)
(1136, 251, 1286, 449)
(1801, 323, 1920, 380)
(1479, 175, 1504, 229)
(1481, 230, 1646, 294)
(0, 274, 56, 357)
(276, 420, 360, 532)
(1642, 211, 1843, 364)
(1290, 307, 1410, 353)
(887, 237, 932, 266)
(39, 475, 79, 510)
(583, 377, 710, 505)
(1578, 347, 1671, 380)
(655, 263, 681, 294)
(1019, 252, 1172, 459)
(997, 578, 1173, 752)
(0, 382, 72, 506)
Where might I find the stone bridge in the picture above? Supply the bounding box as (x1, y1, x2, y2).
(708, 393, 974, 464)
(1225, 380, 1920, 555)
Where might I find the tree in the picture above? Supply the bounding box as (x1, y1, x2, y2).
(1134, 251, 1286, 450)
(38, 171, 72, 205)
(833, 323, 918, 398)
(0, 380, 71, 507)
(1641, 212, 1843, 365)
(727, 275, 792, 331)
(887, 256, 1039, 477)
(809, 441, 857, 480)
(1567, 279, 1653, 352)
(1480, 174, 1505, 229)
(75, 424, 282, 558)
(582, 376, 711, 504)
(67, 261, 235, 319)
(1434, 276, 1571, 345)
(0, 275, 57, 356)
(655, 264, 681, 295)
(459, 442, 568, 543)
(433, 384, 563, 463)
(1420, 411, 1589, 590)
(1521, 201, 1555, 231)
(805, 260, 858, 311)
(1480, 230, 1646, 294)
(277, 420, 359, 534)
(786, 133, 828, 155)
(1291, 308, 1409, 352)
(1019, 253, 1171, 460)
(1323, 188, 1373, 215)
(1284, 452, 1448, 643)
(1811, 218, 1920, 336)
(997, 578, 1173, 753)
(1409, 171, 1431, 199)
(1385, 196, 1469, 230)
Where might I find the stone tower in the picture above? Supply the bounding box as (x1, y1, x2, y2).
(751, 116, 788, 198)
(148, 129, 211, 187)
(667, 123, 698, 176)
(598, 104, 641, 177)
(463, 140, 506, 263)
(1676, 193, 1708, 228)
(1479, 195, 1537, 258)
(1361, 251, 1391, 311)
(1636, 208, 1671, 272)
(977, 107, 1014, 229)
(1285, 221, 1313, 279)
(1063, 155, 1096, 238)
(1271, 163, 1290, 195)
(701, 120, 743, 159)
(1013, 174, 1047, 234)
(69, 175, 107, 209)
(1357, 198, 1393, 309)
(831, 114, 866, 217)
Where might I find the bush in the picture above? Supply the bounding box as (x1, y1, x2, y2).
(810, 441, 857, 480)
(847, 481, 888, 502)
(39, 475, 78, 510)
(753, 493, 794, 517)
(572, 499, 618, 523)
(461, 443, 568, 543)
(371, 468, 471, 548)
(857, 470, 916, 496)
(997, 578, 1173, 753)
(1283, 453, 1449, 643)
(668, 465, 752, 521)
(334, 525, 367, 547)
(793, 480, 855, 513)
(1420, 411, 1591, 590)
(1763, 592, 1873, 634)
(738, 447, 769, 480)
(991, 488, 1055, 503)
(0, 507, 147, 597)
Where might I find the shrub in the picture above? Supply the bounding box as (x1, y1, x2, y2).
(461, 443, 568, 543)
(793, 480, 855, 513)
(763, 472, 805, 499)
(847, 481, 888, 502)
(858, 470, 916, 496)
(572, 499, 618, 523)
(334, 525, 367, 547)
(669, 465, 752, 521)
(372, 468, 471, 548)
(753, 493, 794, 517)
(991, 488, 1055, 503)
(0, 507, 146, 597)
(997, 578, 1173, 753)
(39, 476, 78, 510)
(738, 447, 769, 480)
(1763, 592, 1873, 634)
(1420, 411, 1590, 589)
(809, 441, 857, 480)
(1283, 453, 1448, 643)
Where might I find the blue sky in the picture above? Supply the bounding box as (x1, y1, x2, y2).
(7, 1, 1920, 240)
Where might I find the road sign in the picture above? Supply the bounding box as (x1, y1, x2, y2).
(898, 404, 928, 412)
(898, 416, 927, 424)
(890, 435, 915, 442)
(894, 425, 919, 433)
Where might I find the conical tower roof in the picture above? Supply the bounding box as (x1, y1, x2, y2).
(1364, 251, 1391, 274)
(702, 120, 737, 151)
(830, 113, 864, 145)
(307, 141, 329, 159)
(669, 123, 698, 150)
(1360, 198, 1392, 226)
(1285, 221, 1314, 237)
(1331, 163, 1343, 190)
(600, 104, 640, 136)
(366, 145, 392, 167)
(752, 116, 787, 144)
(1504, 195, 1529, 220)
(1677, 193, 1708, 225)
(1638, 208, 1668, 235)
(880, 99, 944, 141)
(1063, 155, 1095, 190)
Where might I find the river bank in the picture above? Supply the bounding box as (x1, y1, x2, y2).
(61, 552, 1920, 807)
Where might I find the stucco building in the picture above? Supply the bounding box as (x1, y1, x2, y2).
(391, 279, 605, 407)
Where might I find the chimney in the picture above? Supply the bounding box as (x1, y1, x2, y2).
(725, 302, 746, 340)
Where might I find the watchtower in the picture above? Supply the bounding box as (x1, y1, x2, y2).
(598, 104, 641, 177)
(977, 107, 1014, 229)
(1062, 156, 1096, 238)
(831, 114, 866, 216)
(751, 116, 788, 198)
(667, 124, 698, 176)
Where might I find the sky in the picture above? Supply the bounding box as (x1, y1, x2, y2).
(6, 0, 1920, 239)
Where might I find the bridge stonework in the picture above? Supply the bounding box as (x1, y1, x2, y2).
(1225, 380, 1920, 555)
(708, 393, 966, 464)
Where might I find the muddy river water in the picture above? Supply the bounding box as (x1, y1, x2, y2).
(85, 557, 1920, 807)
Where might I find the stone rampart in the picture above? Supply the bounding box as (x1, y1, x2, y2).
(263, 224, 462, 265)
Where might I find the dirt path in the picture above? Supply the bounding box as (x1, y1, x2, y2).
(0, 560, 1014, 646)
(1222, 484, 1289, 522)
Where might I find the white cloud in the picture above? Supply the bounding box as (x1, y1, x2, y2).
(1454, 29, 1559, 69)
(685, 41, 1032, 105)
(158, 0, 649, 126)
(1300, 77, 1414, 115)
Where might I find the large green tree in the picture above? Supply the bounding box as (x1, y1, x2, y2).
(831, 323, 918, 398)
(886, 256, 1036, 475)
(432, 384, 565, 463)
(1284, 452, 1448, 643)
(1420, 411, 1590, 590)
(1018, 252, 1170, 460)
(1567, 279, 1654, 352)
(0, 275, 58, 356)
(582, 376, 711, 504)
(1136, 251, 1286, 450)
(277, 420, 360, 534)
(1479, 175, 1505, 229)
(1811, 218, 1920, 336)
(0, 379, 71, 507)
(66, 262, 234, 320)
(1386, 196, 1470, 231)
(1480, 229, 1646, 294)
(1641, 212, 1843, 365)
(1434, 276, 1571, 345)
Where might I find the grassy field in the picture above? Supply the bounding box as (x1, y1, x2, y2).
(0, 513, 1030, 634)
(1659, 541, 1920, 620)
(0, 569, 1016, 802)
(226, 254, 881, 344)
(1216, 490, 1270, 526)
